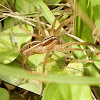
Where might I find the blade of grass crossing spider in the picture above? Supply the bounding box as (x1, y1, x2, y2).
(0, 62, 42, 95)
(1, 62, 100, 86)
(91, 0, 100, 36)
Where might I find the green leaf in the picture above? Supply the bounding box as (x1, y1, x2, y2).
(42, 83, 71, 100)
(0, 88, 9, 100)
(0, 24, 32, 64)
(42, 83, 92, 100)
(28, 54, 46, 67)
(15, 0, 35, 13)
(4, 18, 18, 30)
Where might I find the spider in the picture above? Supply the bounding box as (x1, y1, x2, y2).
(20, 9, 99, 74)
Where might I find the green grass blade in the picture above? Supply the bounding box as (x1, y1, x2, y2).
(0, 61, 100, 86)
(75, 0, 94, 43)
(32, 0, 60, 27)
(91, 0, 100, 35)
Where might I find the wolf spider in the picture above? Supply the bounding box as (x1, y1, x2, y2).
(20, 9, 99, 74)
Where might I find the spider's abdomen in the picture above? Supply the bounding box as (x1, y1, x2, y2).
(20, 41, 43, 55)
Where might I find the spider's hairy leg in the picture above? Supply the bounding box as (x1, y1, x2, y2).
(22, 54, 29, 69)
(54, 45, 100, 54)
(43, 50, 50, 74)
(61, 42, 99, 48)
(55, 14, 79, 36)
(19, 25, 42, 41)
(50, 9, 69, 35)
(64, 48, 100, 53)
(37, 13, 47, 37)
(41, 50, 50, 95)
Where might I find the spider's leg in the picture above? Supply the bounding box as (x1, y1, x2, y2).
(41, 50, 50, 95)
(43, 50, 50, 74)
(64, 48, 100, 53)
(37, 13, 46, 37)
(61, 42, 98, 48)
(55, 14, 78, 36)
(19, 25, 42, 41)
(50, 9, 68, 35)
(54, 47, 100, 53)
(22, 54, 29, 69)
